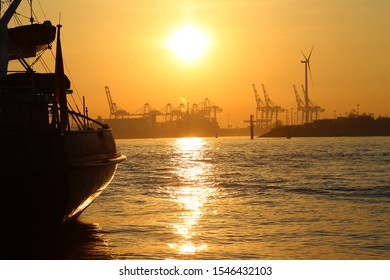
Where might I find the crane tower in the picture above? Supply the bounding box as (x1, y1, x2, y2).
(105, 86, 130, 119)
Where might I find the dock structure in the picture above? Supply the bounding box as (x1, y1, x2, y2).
(100, 87, 224, 138)
(104, 86, 223, 124)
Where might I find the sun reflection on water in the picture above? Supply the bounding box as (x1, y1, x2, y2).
(167, 138, 215, 255)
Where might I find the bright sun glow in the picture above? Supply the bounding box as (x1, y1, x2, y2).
(165, 25, 210, 63)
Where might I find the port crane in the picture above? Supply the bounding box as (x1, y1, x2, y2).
(132, 103, 162, 126)
(300, 85, 324, 122)
(161, 103, 173, 122)
(292, 85, 324, 124)
(261, 84, 285, 127)
(159, 103, 191, 122)
(105, 86, 130, 119)
(252, 84, 266, 128)
(251, 84, 285, 128)
(133, 103, 162, 116)
(198, 98, 223, 122)
(293, 85, 305, 125)
(161, 103, 188, 122)
(175, 103, 188, 119)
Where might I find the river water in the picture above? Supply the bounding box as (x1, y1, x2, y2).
(5, 137, 390, 259)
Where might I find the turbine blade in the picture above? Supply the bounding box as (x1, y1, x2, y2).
(308, 62, 314, 87)
(301, 51, 308, 61)
(308, 46, 313, 61)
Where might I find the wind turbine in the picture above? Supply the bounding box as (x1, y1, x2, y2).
(301, 47, 313, 124)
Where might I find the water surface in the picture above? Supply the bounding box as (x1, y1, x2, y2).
(79, 137, 390, 259)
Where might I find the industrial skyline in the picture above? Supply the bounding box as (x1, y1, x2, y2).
(6, 0, 389, 128)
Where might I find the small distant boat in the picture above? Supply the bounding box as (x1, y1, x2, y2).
(0, 0, 125, 226)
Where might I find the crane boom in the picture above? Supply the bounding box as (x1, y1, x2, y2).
(105, 86, 130, 119)
(261, 84, 270, 105)
(105, 86, 118, 119)
(293, 85, 304, 108)
(252, 84, 265, 107)
(252, 84, 259, 102)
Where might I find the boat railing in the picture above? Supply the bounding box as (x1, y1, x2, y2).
(1, 72, 109, 132)
(67, 109, 109, 130)
(48, 106, 109, 132)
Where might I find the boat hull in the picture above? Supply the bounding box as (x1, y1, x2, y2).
(0, 128, 125, 227)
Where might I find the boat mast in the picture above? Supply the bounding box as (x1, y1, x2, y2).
(54, 24, 69, 133)
(0, 0, 22, 78)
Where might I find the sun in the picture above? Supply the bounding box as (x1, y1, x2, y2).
(165, 25, 210, 63)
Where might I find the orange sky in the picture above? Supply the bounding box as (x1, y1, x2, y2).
(7, 0, 390, 127)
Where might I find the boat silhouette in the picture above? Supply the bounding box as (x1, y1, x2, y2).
(0, 0, 125, 228)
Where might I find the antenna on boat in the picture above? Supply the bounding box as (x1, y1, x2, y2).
(29, 0, 34, 24)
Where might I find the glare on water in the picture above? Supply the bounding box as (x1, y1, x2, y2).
(167, 138, 215, 255)
(78, 137, 390, 260)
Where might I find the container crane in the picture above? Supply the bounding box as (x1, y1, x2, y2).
(300, 85, 325, 122)
(105, 86, 129, 119)
(252, 84, 266, 128)
(293, 85, 305, 125)
(198, 98, 223, 122)
(160, 103, 173, 122)
(261, 84, 285, 127)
